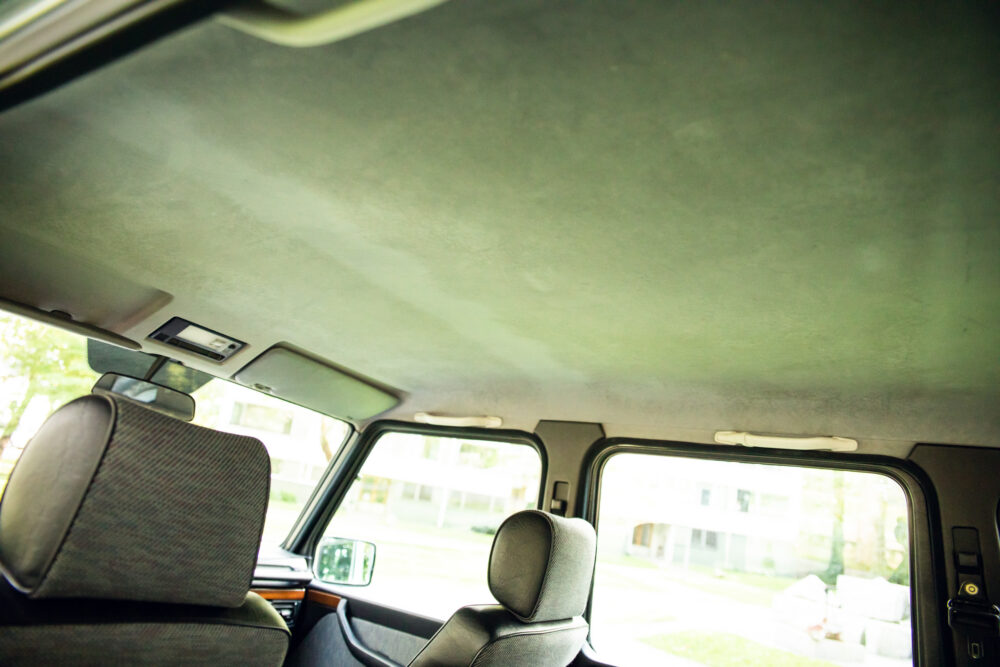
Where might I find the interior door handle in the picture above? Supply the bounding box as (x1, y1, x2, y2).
(216, 0, 451, 48)
(337, 599, 406, 667)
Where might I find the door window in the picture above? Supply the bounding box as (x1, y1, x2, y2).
(321, 431, 543, 619)
(591, 452, 913, 666)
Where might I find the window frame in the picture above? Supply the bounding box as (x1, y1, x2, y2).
(280, 422, 356, 553)
(578, 438, 948, 667)
(289, 419, 548, 562)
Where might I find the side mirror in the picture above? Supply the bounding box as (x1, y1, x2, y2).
(314, 537, 375, 586)
(92, 372, 196, 421)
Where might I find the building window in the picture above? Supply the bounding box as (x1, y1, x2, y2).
(633, 523, 653, 547)
(705, 531, 719, 549)
(737, 489, 752, 512)
(700, 488, 711, 506)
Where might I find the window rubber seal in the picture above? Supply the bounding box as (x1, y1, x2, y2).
(577, 437, 949, 667)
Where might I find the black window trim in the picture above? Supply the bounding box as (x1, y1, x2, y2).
(279, 421, 357, 553)
(286, 419, 548, 561)
(578, 438, 949, 667)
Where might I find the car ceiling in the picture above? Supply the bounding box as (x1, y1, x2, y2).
(0, 0, 998, 451)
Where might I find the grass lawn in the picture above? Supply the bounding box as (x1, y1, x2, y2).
(673, 576, 775, 607)
(687, 565, 799, 592)
(597, 557, 798, 607)
(598, 553, 661, 569)
(678, 566, 799, 606)
(642, 632, 836, 667)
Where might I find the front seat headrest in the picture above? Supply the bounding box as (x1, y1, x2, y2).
(487, 510, 597, 623)
(0, 394, 271, 608)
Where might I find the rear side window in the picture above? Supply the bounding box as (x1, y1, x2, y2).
(322, 431, 543, 619)
(591, 453, 912, 666)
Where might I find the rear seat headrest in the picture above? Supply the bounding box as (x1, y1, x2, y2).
(0, 394, 271, 608)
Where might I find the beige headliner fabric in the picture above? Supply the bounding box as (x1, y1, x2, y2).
(0, 1, 997, 449)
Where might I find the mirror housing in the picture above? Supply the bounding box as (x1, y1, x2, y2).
(314, 537, 375, 586)
(92, 372, 196, 421)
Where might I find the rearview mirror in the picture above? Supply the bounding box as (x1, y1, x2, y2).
(314, 537, 376, 586)
(92, 372, 196, 421)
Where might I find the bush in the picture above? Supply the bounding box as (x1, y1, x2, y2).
(270, 489, 298, 504)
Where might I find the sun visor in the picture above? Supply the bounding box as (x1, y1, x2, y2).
(0, 234, 170, 335)
(233, 345, 399, 421)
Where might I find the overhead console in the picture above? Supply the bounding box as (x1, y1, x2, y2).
(234, 344, 399, 421)
(148, 317, 247, 362)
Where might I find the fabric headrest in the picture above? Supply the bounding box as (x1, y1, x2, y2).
(487, 510, 596, 623)
(0, 394, 270, 608)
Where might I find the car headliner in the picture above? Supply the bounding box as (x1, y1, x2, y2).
(0, 1, 998, 452)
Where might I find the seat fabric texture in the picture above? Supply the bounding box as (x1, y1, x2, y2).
(408, 510, 596, 667)
(0, 394, 289, 666)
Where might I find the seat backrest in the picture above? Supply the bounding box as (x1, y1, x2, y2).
(409, 510, 597, 667)
(0, 394, 290, 666)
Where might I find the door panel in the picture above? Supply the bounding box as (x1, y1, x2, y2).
(284, 583, 443, 667)
(285, 607, 360, 667)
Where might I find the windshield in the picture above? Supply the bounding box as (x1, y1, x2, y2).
(0, 310, 350, 552)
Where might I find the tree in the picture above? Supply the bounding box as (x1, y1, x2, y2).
(319, 417, 349, 462)
(819, 470, 846, 585)
(888, 516, 910, 585)
(0, 313, 97, 457)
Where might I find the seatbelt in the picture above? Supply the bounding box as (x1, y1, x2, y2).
(947, 527, 1000, 663)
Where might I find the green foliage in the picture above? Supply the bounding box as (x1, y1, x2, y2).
(642, 631, 837, 667)
(459, 442, 499, 467)
(270, 489, 298, 504)
(190, 381, 227, 428)
(818, 471, 846, 585)
(597, 553, 659, 570)
(689, 566, 799, 594)
(798, 468, 907, 582)
(154, 361, 212, 395)
(1, 313, 98, 446)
